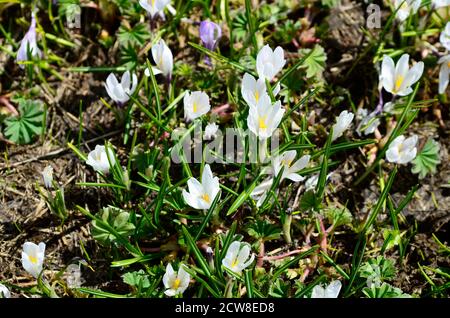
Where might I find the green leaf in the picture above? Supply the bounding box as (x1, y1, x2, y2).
(299, 190, 317, 212)
(268, 278, 290, 298)
(117, 23, 150, 46)
(411, 138, 441, 179)
(359, 256, 396, 288)
(247, 219, 281, 242)
(122, 270, 150, 289)
(324, 206, 353, 228)
(382, 229, 402, 252)
(91, 206, 136, 245)
(362, 282, 411, 298)
(226, 174, 262, 216)
(4, 99, 44, 144)
(181, 226, 212, 278)
(299, 44, 327, 79)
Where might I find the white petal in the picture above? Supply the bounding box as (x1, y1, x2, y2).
(325, 280, 342, 298)
(311, 285, 326, 298)
(285, 173, 305, 182)
(439, 63, 449, 94)
(381, 55, 395, 93)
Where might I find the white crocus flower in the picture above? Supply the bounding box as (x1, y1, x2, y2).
(204, 122, 219, 140)
(146, 39, 173, 79)
(311, 280, 342, 298)
(331, 110, 354, 142)
(438, 55, 450, 94)
(139, 0, 170, 19)
(304, 173, 333, 191)
(386, 135, 418, 164)
(247, 94, 285, 140)
(356, 109, 380, 136)
(85, 145, 116, 174)
(163, 263, 190, 297)
(0, 284, 10, 298)
(241, 73, 280, 108)
(222, 241, 255, 274)
(250, 178, 274, 207)
(381, 54, 424, 96)
(433, 0, 450, 9)
(440, 22, 450, 51)
(182, 164, 220, 210)
(22, 242, 46, 278)
(41, 165, 54, 189)
(273, 151, 310, 182)
(256, 45, 286, 81)
(394, 0, 420, 22)
(104, 71, 138, 104)
(184, 91, 211, 121)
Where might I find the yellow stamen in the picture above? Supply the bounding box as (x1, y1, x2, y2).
(282, 159, 293, 167)
(254, 91, 259, 103)
(258, 117, 267, 129)
(173, 278, 181, 289)
(447, 61, 450, 68)
(29, 255, 38, 264)
(201, 193, 210, 203)
(395, 75, 404, 91)
(193, 102, 198, 113)
(231, 259, 238, 268)
(151, 0, 155, 7)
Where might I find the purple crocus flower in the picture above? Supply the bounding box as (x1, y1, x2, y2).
(199, 21, 221, 65)
(16, 12, 42, 68)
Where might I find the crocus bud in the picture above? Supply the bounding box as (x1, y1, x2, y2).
(16, 12, 42, 68)
(199, 21, 221, 65)
(41, 165, 54, 189)
(149, 39, 173, 80)
(331, 110, 354, 142)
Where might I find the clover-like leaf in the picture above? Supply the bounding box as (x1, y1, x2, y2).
(247, 219, 281, 242)
(122, 270, 150, 289)
(299, 44, 327, 79)
(117, 23, 151, 47)
(4, 99, 44, 144)
(411, 138, 440, 179)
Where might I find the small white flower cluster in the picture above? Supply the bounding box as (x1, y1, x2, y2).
(244, 45, 285, 140)
(374, 51, 425, 165)
(389, 1, 448, 94)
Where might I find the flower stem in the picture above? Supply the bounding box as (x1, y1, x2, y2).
(256, 239, 265, 268)
(283, 214, 292, 244)
(258, 138, 267, 164)
(225, 277, 235, 298)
